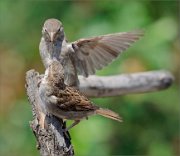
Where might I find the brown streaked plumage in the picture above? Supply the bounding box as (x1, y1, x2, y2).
(39, 18, 144, 86)
(39, 60, 122, 131)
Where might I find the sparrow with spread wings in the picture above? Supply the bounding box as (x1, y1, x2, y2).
(39, 18, 143, 86)
(39, 60, 122, 131)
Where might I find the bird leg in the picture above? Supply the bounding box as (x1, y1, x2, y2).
(63, 120, 80, 132)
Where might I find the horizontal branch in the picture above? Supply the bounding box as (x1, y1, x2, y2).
(78, 70, 174, 97)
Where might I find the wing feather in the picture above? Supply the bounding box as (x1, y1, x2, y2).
(71, 30, 143, 76)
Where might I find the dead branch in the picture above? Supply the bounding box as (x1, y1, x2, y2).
(25, 69, 174, 155)
(78, 70, 174, 97)
(26, 70, 74, 156)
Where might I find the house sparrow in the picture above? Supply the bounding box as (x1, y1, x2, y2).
(39, 60, 122, 131)
(39, 18, 143, 86)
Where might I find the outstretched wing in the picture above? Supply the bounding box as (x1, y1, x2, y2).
(71, 31, 143, 77)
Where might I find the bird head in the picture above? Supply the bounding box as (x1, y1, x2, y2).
(44, 60, 65, 88)
(42, 18, 64, 43)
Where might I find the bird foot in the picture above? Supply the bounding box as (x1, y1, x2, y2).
(62, 120, 80, 132)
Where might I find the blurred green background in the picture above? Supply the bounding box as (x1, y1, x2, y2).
(0, 1, 179, 156)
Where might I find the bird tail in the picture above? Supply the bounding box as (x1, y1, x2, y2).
(96, 108, 122, 122)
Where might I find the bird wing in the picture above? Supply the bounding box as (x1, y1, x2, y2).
(71, 31, 143, 77)
(56, 87, 97, 111)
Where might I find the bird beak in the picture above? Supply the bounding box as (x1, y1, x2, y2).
(50, 32, 55, 42)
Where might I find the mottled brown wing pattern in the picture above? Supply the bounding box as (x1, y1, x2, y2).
(56, 86, 97, 111)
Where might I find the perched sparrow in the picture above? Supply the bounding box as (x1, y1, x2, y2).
(39, 18, 143, 86)
(39, 60, 122, 131)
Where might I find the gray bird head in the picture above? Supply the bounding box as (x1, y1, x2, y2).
(42, 18, 64, 42)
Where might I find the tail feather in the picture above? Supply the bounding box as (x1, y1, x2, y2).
(96, 108, 122, 122)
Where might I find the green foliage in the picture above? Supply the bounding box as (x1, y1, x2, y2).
(0, 1, 179, 156)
